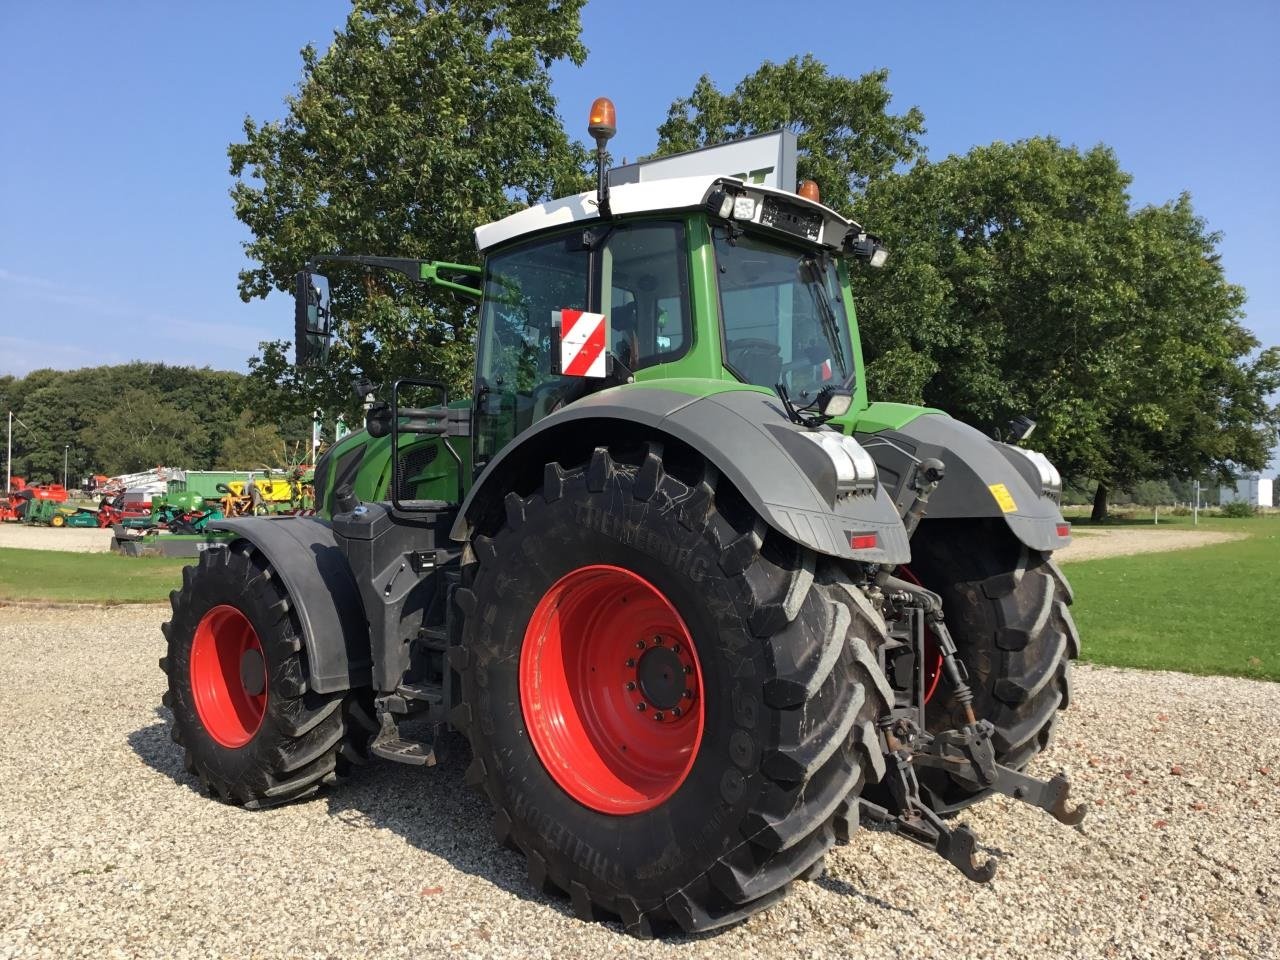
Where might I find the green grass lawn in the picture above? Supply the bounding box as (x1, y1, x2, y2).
(1067, 515, 1279, 681)
(0, 548, 188, 604)
(2, 514, 1277, 682)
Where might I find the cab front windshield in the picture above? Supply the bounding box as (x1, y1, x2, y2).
(714, 229, 855, 399)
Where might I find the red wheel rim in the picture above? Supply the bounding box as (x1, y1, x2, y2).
(519, 565, 705, 815)
(189, 604, 268, 748)
(899, 566, 943, 703)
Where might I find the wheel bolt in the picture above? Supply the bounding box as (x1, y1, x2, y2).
(625, 681, 636, 691)
(672, 706, 682, 717)
(625, 658, 635, 668)
(672, 643, 681, 653)
(683, 665, 692, 675)
(682, 689, 693, 699)
(635, 640, 645, 650)
(654, 712, 664, 721)
(653, 635, 663, 645)
(636, 702, 647, 712)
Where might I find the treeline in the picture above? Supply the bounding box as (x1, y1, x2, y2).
(0, 363, 311, 483)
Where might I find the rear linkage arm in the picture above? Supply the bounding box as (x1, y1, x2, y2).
(862, 571, 1086, 883)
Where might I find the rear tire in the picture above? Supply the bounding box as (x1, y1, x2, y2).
(455, 444, 891, 936)
(160, 544, 375, 808)
(908, 519, 1078, 813)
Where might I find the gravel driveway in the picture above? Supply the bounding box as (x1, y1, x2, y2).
(0, 604, 1275, 960)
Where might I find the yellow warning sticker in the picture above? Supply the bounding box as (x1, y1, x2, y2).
(988, 483, 1017, 513)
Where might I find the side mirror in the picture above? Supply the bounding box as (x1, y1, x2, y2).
(294, 271, 333, 367)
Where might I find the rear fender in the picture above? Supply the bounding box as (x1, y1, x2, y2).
(207, 516, 371, 694)
(856, 413, 1070, 553)
(452, 385, 911, 565)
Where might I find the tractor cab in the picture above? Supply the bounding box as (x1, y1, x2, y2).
(300, 132, 889, 509)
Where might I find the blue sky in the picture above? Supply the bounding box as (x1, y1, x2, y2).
(2, 1, 1277, 387)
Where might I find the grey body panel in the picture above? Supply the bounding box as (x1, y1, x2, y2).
(208, 516, 372, 694)
(453, 386, 911, 564)
(857, 413, 1070, 553)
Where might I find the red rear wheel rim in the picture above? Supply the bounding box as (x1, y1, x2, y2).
(189, 604, 268, 748)
(519, 564, 705, 815)
(899, 566, 944, 703)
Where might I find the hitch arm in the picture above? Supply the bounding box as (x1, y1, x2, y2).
(861, 748, 998, 883)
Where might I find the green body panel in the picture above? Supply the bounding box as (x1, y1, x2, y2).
(316, 421, 471, 517)
(627, 377, 773, 399)
(842, 401, 945, 435)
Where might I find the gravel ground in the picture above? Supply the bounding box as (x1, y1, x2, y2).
(0, 525, 114, 554)
(1, 604, 1276, 960)
(1056, 527, 1244, 563)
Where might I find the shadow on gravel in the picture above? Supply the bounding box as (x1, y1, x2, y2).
(127, 711, 901, 941)
(126, 712, 590, 929)
(126, 708, 208, 801)
(814, 875, 918, 917)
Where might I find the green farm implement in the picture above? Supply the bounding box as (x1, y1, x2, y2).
(25, 498, 100, 528)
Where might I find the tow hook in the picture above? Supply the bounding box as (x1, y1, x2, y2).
(913, 719, 1087, 827)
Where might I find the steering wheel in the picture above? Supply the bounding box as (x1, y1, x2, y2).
(727, 338, 782, 359)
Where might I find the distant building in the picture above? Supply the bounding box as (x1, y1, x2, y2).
(1220, 475, 1274, 507)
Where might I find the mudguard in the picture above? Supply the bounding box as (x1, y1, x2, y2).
(856, 413, 1070, 553)
(452, 385, 911, 565)
(207, 516, 372, 694)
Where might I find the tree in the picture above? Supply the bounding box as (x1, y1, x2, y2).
(654, 56, 925, 212)
(230, 0, 592, 420)
(219, 410, 286, 469)
(81, 388, 212, 474)
(852, 138, 1280, 519)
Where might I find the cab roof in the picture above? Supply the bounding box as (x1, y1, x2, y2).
(474, 174, 860, 253)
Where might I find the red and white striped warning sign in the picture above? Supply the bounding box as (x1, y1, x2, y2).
(558, 309, 607, 378)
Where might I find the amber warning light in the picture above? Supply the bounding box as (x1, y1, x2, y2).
(588, 97, 616, 143)
(797, 179, 821, 202)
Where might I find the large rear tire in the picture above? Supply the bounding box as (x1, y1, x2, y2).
(160, 543, 375, 808)
(455, 443, 891, 936)
(908, 518, 1078, 813)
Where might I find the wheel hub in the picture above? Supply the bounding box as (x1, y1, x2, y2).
(239, 647, 266, 697)
(628, 635, 696, 719)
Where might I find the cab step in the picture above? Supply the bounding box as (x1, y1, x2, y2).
(370, 713, 437, 766)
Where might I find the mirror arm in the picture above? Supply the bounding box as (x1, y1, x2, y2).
(313, 255, 482, 300)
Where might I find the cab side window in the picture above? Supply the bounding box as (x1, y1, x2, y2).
(603, 222, 691, 370)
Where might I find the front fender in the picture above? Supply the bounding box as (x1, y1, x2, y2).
(856, 413, 1070, 553)
(207, 516, 372, 694)
(452, 385, 911, 565)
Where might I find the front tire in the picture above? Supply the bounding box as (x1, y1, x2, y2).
(455, 444, 891, 936)
(908, 519, 1078, 813)
(160, 544, 375, 808)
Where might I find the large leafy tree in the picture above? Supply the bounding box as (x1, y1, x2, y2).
(230, 0, 592, 421)
(853, 139, 1280, 518)
(654, 55, 925, 211)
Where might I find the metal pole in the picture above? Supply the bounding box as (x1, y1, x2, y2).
(5, 411, 11, 494)
(64, 445, 69, 490)
(1193, 479, 1200, 526)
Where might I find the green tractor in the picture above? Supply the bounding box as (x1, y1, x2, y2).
(162, 102, 1080, 935)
